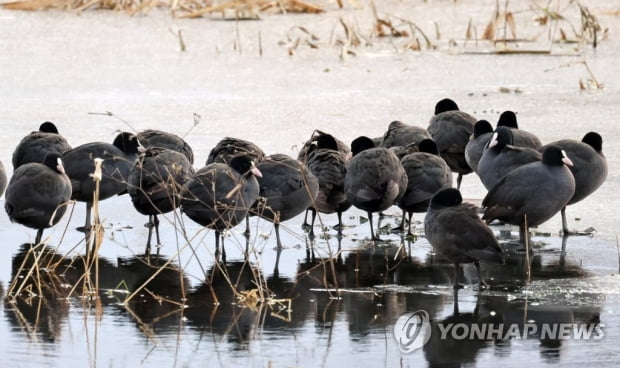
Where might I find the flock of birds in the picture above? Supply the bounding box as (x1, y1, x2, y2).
(0, 98, 608, 288)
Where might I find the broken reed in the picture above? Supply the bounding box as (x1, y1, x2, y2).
(1, 0, 326, 17)
(3, 0, 605, 61)
(467, 0, 604, 48)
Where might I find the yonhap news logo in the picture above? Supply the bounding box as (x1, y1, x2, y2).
(393, 310, 604, 353)
(393, 310, 432, 353)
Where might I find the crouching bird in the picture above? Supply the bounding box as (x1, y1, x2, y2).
(424, 188, 503, 289)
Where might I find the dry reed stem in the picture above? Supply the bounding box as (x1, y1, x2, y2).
(544, 59, 604, 90)
(7, 241, 48, 299)
(175, 0, 323, 19)
(524, 214, 531, 285)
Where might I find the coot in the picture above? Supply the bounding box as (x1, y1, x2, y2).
(427, 98, 476, 189)
(251, 154, 319, 248)
(482, 146, 575, 245)
(344, 136, 407, 241)
(464, 120, 493, 173)
(137, 129, 194, 164)
(181, 155, 262, 258)
(62, 132, 144, 231)
(496, 111, 542, 149)
(541, 132, 607, 234)
(12, 122, 72, 169)
(477, 126, 542, 190)
(398, 139, 453, 235)
(5, 153, 72, 244)
(304, 133, 351, 237)
(127, 147, 194, 253)
(381, 120, 431, 149)
(425, 188, 503, 288)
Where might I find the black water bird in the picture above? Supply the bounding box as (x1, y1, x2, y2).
(344, 136, 407, 241)
(297, 130, 349, 229)
(541, 132, 607, 234)
(127, 147, 193, 253)
(303, 133, 351, 237)
(206, 137, 265, 165)
(397, 139, 453, 235)
(482, 145, 575, 244)
(137, 129, 194, 164)
(496, 110, 543, 149)
(5, 153, 72, 244)
(12, 122, 72, 169)
(424, 188, 503, 288)
(477, 126, 542, 190)
(297, 130, 349, 163)
(251, 154, 319, 248)
(381, 120, 431, 149)
(181, 155, 262, 258)
(464, 119, 493, 173)
(62, 132, 145, 232)
(426, 98, 477, 189)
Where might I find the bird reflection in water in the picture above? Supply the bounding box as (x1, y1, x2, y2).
(424, 292, 603, 367)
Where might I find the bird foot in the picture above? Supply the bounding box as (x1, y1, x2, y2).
(76, 226, 92, 233)
(453, 283, 465, 290)
(390, 225, 404, 234)
(562, 227, 596, 236)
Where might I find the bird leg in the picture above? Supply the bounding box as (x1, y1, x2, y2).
(561, 207, 570, 235)
(77, 202, 92, 233)
(35, 229, 44, 245)
(145, 215, 155, 255)
(407, 212, 414, 237)
(453, 262, 464, 289)
(391, 211, 406, 233)
(333, 210, 344, 237)
(273, 246, 283, 277)
(244, 232, 250, 257)
(301, 208, 311, 229)
(244, 216, 251, 237)
(560, 234, 568, 270)
(453, 287, 460, 316)
(153, 215, 161, 254)
(309, 208, 317, 240)
(214, 230, 227, 262)
(274, 222, 283, 249)
(456, 173, 463, 190)
(368, 212, 382, 241)
(475, 261, 489, 289)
